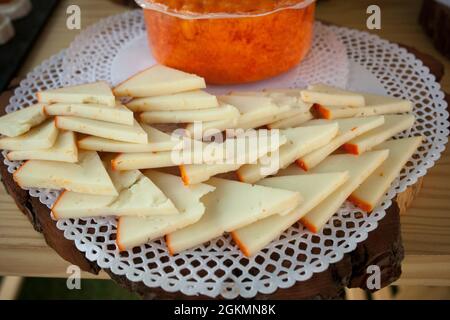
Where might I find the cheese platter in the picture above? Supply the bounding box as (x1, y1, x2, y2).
(0, 6, 448, 300)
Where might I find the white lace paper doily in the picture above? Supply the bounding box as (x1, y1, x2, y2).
(2, 11, 449, 299)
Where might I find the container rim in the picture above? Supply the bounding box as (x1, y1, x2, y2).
(135, 0, 316, 19)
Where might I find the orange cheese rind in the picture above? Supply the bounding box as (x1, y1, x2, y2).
(50, 190, 69, 220)
(230, 231, 251, 258)
(299, 217, 318, 234)
(165, 234, 175, 256)
(343, 143, 359, 155)
(115, 217, 127, 252)
(296, 159, 309, 171)
(348, 195, 373, 213)
(179, 165, 190, 186)
(12, 160, 30, 187)
(313, 103, 331, 119)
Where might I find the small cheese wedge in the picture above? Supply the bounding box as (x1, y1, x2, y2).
(126, 90, 218, 111)
(344, 114, 415, 155)
(267, 111, 314, 129)
(237, 123, 339, 183)
(299, 150, 389, 233)
(7, 131, 78, 163)
(55, 116, 148, 144)
(314, 93, 412, 119)
(13, 151, 117, 195)
(166, 177, 302, 255)
(219, 95, 280, 130)
(232, 172, 349, 257)
(140, 102, 239, 124)
(116, 171, 215, 251)
(349, 137, 422, 212)
(0, 120, 58, 151)
(78, 124, 182, 153)
(179, 132, 288, 185)
(37, 81, 115, 106)
(45, 101, 134, 125)
(113, 65, 206, 98)
(301, 84, 365, 107)
(52, 174, 179, 219)
(297, 116, 385, 171)
(0, 104, 47, 137)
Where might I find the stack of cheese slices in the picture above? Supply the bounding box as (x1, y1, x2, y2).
(0, 64, 422, 257)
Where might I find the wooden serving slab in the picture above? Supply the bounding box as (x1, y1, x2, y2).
(0, 45, 445, 300)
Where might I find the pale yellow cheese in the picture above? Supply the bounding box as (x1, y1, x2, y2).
(180, 132, 287, 185)
(166, 177, 302, 254)
(78, 124, 183, 153)
(219, 95, 280, 130)
(299, 150, 389, 233)
(237, 124, 339, 183)
(113, 65, 206, 98)
(344, 114, 415, 154)
(232, 172, 349, 257)
(0, 104, 47, 137)
(297, 116, 385, 170)
(126, 90, 218, 111)
(112, 133, 285, 171)
(7, 131, 78, 163)
(267, 111, 314, 129)
(140, 102, 239, 124)
(37, 81, 115, 107)
(315, 93, 412, 119)
(45, 101, 134, 125)
(0, 120, 58, 151)
(184, 117, 239, 139)
(301, 84, 365, 107)
(116, 171, 215, 251)
(55, 116, 148, 144)
(52, 174, 179, 219)
(13, 151, 117, 195)
(349, 137, 422, 212)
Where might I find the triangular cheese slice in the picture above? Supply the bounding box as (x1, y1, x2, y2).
(126, 90, 218, 111)
(113, 65, 206, 97)
(7, 131, 78, 163)
(78, 124, 183, 153)
(0, 104, 47, 137)
(297, 116, 385, 170)
(37, 81, 115, 106)
(219, 95, 280, 130)
(237, 123, 339, 183)
(267, 111, 313, 129)
(232, 172, 349, 257)
(13, 151, 117, 195)
(299, 150, 389, 233)
(179, 132, 287, 185)
(301, 84, 365, 107)
(52, 174, 179, 219)
(0, 119, 58, 151)
(349, 137, 422, 212)
(55, 116, 148, 144)
(45, 101, 134, 125)
(140, 102, 239, 124)
(166, 177, 302, 255)
(344, 114, 415, 155)
(314, 93, 412, 119)
(116, 171, 215, 251)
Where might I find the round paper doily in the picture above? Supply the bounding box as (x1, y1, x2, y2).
(2, 11, 449, 299)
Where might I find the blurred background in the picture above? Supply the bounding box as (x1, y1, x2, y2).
(0, 0, 449, 300)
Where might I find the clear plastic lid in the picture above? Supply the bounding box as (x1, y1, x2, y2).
(135, 0, 316, 19)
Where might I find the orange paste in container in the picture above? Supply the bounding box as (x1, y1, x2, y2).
(138, 0, 316, 84)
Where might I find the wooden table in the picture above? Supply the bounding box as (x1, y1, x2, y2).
(1, 0, 450, 288)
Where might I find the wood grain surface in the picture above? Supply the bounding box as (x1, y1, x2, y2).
(0, 0, 449, 289)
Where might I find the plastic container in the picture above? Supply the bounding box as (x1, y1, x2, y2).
(136, 0, 316, 84)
